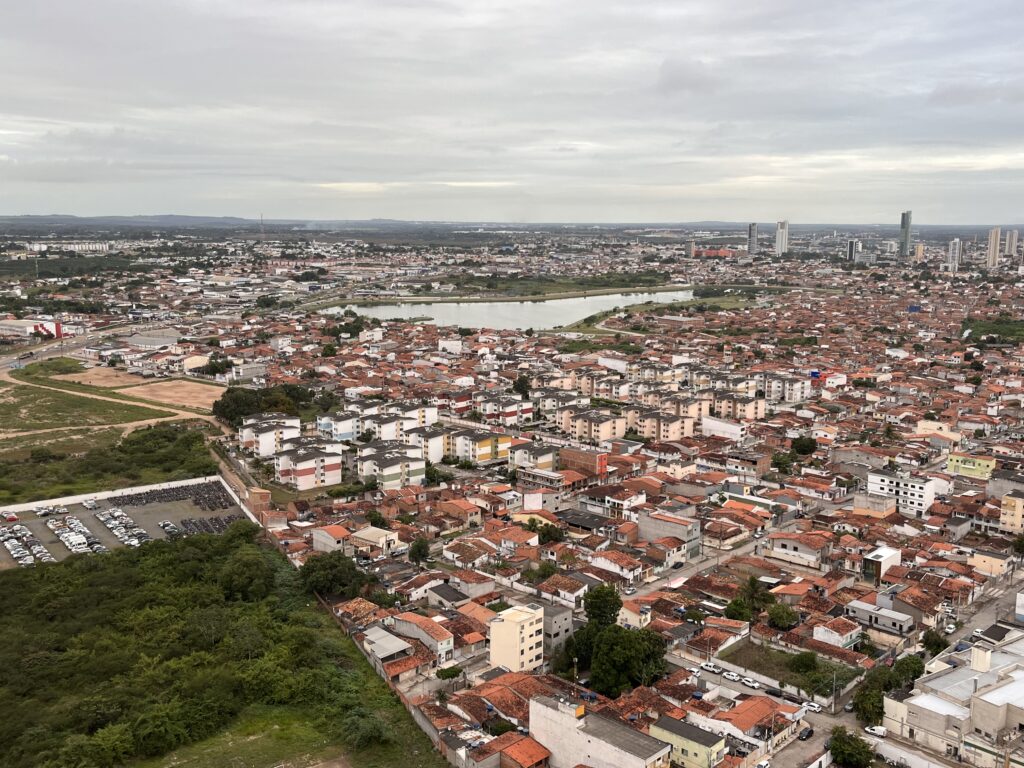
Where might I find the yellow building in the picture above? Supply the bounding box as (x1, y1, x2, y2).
(489, 603, 544, 672)
(945, 452, 996, 480)
(649, 716, 726, 768)
(968, 550, 1011, 577)
(1000, 491, 1024, 534)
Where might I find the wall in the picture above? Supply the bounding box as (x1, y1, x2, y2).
(0, 474, 252, 517)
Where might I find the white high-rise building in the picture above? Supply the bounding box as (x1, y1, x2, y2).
(987, 227, 1002, 268)
(747, 223, 758, 254)
(948, 238, 961, 274)
(1005, 229, 1019, 257)
(775, 220, 789, 256)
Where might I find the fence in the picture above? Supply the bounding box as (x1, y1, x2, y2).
(0, 475, 223, 515)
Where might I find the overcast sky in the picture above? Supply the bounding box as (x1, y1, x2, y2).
(2, 0, 1022, 223)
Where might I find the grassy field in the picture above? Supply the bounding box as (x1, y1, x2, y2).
(720, 641, 862, 696)
(129, 705, 344, 768)
(0, 381, 173, 432)
(0, 423, 216, 504)
(0, 426, 123, 461)
(128, 620, 446, 768)
(554, 292, 757, 334)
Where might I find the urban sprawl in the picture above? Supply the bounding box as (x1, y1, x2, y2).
(4, 215, 1024, 768)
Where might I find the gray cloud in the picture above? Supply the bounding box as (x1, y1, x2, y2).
(1, 0, 1022, 223)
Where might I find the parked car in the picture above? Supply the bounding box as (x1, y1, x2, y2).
(672, 561, 684, 569)
(798, 727, 814, 741)
(755, 760, 771, 768)
(844, 701, 855, 713)
(803, 701, 822, 713)
(864, 725, 887, 738)
(624, 586, 638, 595)
(973, 628, 985, 638)
(944, 624, 956, 634)
(765, 687, 783, 697)
(722, 670, 741, 682)
(700, 662, 723, 674)
(741, 677, 760, 689)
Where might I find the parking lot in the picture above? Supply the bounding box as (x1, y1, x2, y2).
(0, 483, 245, 568)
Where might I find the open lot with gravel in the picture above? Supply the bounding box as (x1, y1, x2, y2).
(0, 493, 245, 568)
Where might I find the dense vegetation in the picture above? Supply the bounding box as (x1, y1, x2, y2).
(963, 317, 1024, 341)
(555, 585, 666, 697)
(211, 385, 314, 427)
(0, 424, 218, 503)
(0, 523, 443, 768)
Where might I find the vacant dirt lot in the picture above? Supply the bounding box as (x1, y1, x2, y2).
(56, 367, 143, 388)
(124, 379, 225, 410)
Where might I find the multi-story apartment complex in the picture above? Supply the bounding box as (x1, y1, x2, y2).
(866, 469, 937, 518)
(238, 414, 302, 457)
(489, 603, 544, 672)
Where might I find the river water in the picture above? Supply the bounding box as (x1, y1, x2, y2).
(325, 289, 695, 330)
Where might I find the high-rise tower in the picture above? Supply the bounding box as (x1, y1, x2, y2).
(899, 211, 912, 257)
(775, 221, 789, 256)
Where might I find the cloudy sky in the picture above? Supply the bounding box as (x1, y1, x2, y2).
(2, 0, 1022, 223)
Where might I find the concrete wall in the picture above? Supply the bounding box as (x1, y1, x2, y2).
(0, 474, 245, 516)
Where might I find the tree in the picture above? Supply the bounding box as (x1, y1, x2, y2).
(1013, 533, 1024, 556)
(513, 375, 530, 398)
(322, 343, 337, 357)
(922, 628, 949, 657)
(767, 603, 798, 630)
(724, 599, 753, 622)
(829, 727, 873, 768)
(893, 654, 925, 685)
(409, 537, 430, 565)
(589, 625, 667, 698)
(366, 510, 389, 529)
(584, 584, 622, 629)
(853, 666, 896, 724)
(219, 546, 276, 602)
(791, 436, 817, 455)
(300, 551, 369, 597)
(738, 576, 775, 612)
(788, 651, 818, 674)
(538, 523, 565, 544)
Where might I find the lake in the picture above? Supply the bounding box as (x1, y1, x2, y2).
(324, 288, 695, 330)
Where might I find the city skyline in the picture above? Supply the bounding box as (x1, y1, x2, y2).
(2, 0, 1023, 222)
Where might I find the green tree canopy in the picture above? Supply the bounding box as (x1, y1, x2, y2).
(299, 551, 370, 597)
(829, 726, 873, 768)
(584, 584, 623, 629)
(791, 436, 818, 455)
(409, 537, 430, 564)
(767, 603, 798, 630)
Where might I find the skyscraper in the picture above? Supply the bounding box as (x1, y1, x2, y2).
(899, 211, 912, 257)
(775, 220, 789, 256)
(847, 239, 857, 260)
(747, 223, 758, 254)
(1005, 229, 1019, 257)
(948, 238, 961, 274)
(915, 243, 925, 262)
(987, 227, 1001, 268)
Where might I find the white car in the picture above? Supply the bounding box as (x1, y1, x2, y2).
(973, 628, 985, 637)
(944, 624, 956, 635)
(722, 671, 741, 682)
(701, 662, 723, 674)
(756, 761, 771, 768)
(803, 701, 822, 713)
(687, 667, 701, 678)
(741, 677, 760, 689)
(864, 725, 887, 738)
